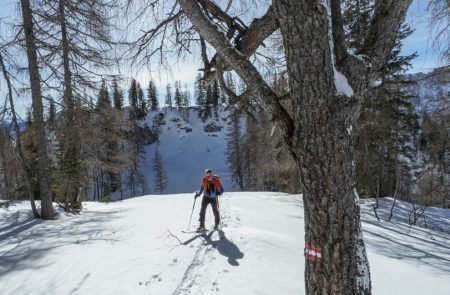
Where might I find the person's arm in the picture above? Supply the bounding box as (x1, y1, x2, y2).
(216, 179, 224, 194)
(196, 179, 205, 197)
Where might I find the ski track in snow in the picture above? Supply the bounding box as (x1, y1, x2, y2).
(152, 194, 234, 295)
(1, 193, 449, 295)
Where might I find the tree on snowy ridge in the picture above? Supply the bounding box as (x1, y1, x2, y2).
(174, 80, 183, 109)
(148, 79, 159, 111)
(165, 83, 173, 109)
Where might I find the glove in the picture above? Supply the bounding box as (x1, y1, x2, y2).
(194, 192, 199, 199)
(217, 191, 222, 196)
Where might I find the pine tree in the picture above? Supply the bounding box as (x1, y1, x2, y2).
(112, 78, 124, 110)
(128, 79, 138, 120)
(204, 84, 213, 118)
(353, 18, 419, 199)
(25, 110, 33, 128)
(211, 79, 220, 118)
(152, 114, 163, 143)
(22, 109, 40, 205)
(194, 73, 207, 119)
(126, 79, 147, 197)
(165, 83, 173, 109)
(153, 146, 168, 194)
(97, 80, 111, 110)
(86, 84, 125, 200)
(137, 82, 147, 119)
(225, 107, 244, 190)
(194, 73, 206, 106)
(174, 81, 183, 109)
(148, 79, 159, 110)
(48, 99, 56, 129)
(183, 83, 191, 107)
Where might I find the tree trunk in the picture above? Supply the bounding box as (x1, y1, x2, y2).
(20, 0, 54, 220)
(273, 1, 371, 294)
(0, 52, 40, 218)
(59, 0, 82, 207)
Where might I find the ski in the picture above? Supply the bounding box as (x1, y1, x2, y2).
(181, 228, 207, 234)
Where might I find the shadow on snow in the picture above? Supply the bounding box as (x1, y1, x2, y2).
(0, 207, 126, 280)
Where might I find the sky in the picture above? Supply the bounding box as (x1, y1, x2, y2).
(402, 0, 448, 73)
(0, 0, 446, 119)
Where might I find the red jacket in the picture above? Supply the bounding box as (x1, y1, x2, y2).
(199, 176, 223, 196)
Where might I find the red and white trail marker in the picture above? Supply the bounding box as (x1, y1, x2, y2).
(305, 242, 322, 263)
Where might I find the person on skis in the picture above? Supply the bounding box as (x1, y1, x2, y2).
(195, 169, 224, 232)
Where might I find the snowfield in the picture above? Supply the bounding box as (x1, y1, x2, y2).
(0, 193, 449, 295)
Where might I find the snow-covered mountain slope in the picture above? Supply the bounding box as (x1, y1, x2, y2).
(137, 107, 237, 195)
(1, 194, 449, 295)
(405, 66, 450, 115)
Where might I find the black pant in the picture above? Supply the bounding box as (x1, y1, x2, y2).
(199, 196, 220, 227)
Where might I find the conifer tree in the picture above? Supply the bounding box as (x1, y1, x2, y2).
(351, 14, 419, 199)
(174, 81, 183, 109)
(148, 79, 159, 110)
(225, 107, 244, 190)
(112, 79, 124, 110)
(183, 83, 191, 107)
(194, 73, 207, 119)
(165, 83, 173, 109)
(137, 82, 147, 119)
(97, 81, 111, 110)
(153, 146, 168, 194)
(211, 79, 220, 118)
(194, 73, 206, 106)
(48, 99, 56, 130)
(128, 79, 138, 120)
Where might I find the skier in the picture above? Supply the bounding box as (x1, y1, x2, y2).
(195, 169, 224, 232)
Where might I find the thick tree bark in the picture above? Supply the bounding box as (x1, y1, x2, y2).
(272, 1, 371, 294)
(20, 0, 54, 220)
(0, 52, 40, 218)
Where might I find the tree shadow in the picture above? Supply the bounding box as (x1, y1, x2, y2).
(201, 230, 244, 266)
(360, 199, 450, 274)
(0, 207, 126, 280)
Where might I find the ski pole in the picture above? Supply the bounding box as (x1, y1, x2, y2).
(217, 194, 221, 228)
(187, 194, 197, 230)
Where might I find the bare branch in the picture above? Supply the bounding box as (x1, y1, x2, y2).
(177, 0, 294, 147)
(203, 4, 279, 83)
(361, 0, 413, 72)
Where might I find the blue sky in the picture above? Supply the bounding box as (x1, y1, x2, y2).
(0, 0, 445, 118)
(402, 0, 446, 73)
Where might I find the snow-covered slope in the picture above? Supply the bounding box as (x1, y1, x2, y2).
(405, 66, 450, 115)
(1, 194, 449, 295)
(138, 107, 237, 195)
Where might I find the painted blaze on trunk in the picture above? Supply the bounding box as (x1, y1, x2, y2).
(273, 0, 371, 294)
